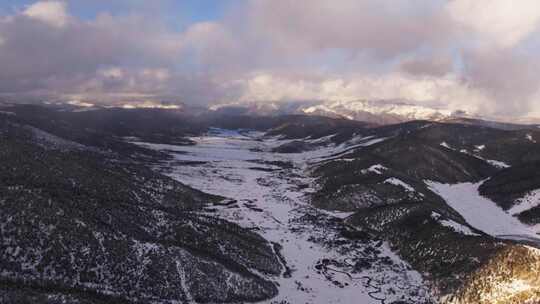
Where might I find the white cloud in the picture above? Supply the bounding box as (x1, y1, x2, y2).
(234, 72, 490, 115)
(446, 0, 540, 48)
(0, 3, 186, 98)
(100, 67, 124, 79)
(141, 68, 170, 82)
(23, 1, 69, 28)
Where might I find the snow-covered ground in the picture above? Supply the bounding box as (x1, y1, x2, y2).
(384, 178, 416, 193)
(439, 142, 511, 169)
(135, 129, 430, 304)
(510, 189, 540, 215)
(361, 164, 387, 175)
(427, 182, 540, 242)
(431, 212, 480, 236)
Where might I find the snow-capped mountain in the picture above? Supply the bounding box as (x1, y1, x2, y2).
(300, 99, 456, 124)
(211, 99, 461, 125)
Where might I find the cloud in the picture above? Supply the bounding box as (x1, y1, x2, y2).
(180, 21, 246, 72)
(461, 48, 540, 116)
(244, 0, 452, 60)
(0, 2, 185, 98)
(400, 56, 454, 77)
(442, 0, 540, 116)
(0, 0, 539, 120)
(23, 0, 69, 28)
(446, 0, 540, 48)
(233, 71, 489, 114)
(233, 0, 540, 118)
(0, 1, 244, 105)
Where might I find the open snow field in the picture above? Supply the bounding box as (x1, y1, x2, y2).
(428, 182, 540, 244)
(136, 128, 430, 304)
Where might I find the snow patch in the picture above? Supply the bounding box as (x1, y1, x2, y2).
(486, 159, 510, 169)
(475, 145, 486, 151)
(384, 178, 415, 193)
(427, 181, 540, 239)
(431, 212, 480, 236)
(509, 189, 540, 215)
(440, 142, 452, 149)
(361, 164, 387, 175)
(442, 142, 510, 169)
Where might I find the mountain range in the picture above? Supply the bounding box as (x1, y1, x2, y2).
(209, 99, 540, 126)
(1, 102, 540, 304)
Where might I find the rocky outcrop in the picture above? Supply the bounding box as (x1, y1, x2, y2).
(443, 245, 540, 304)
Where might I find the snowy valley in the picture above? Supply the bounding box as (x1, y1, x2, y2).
(2, 105, 540, 304)
(136, 124, 540, 304)
(135, 129, 431, 304)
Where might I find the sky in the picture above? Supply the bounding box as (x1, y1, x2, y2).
(1, 0, 540, 120)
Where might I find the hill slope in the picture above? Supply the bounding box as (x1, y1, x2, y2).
(0, 117, 282, 303)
